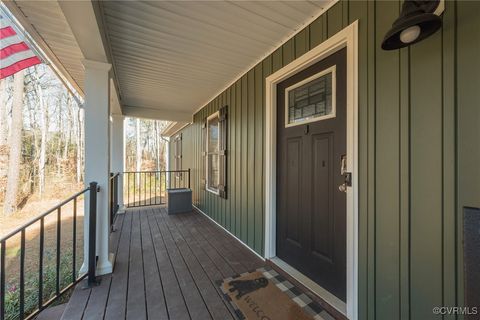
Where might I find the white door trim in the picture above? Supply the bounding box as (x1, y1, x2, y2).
(264, 21, 358, 320)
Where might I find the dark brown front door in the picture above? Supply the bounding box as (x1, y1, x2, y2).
(276, 48, 347, 302)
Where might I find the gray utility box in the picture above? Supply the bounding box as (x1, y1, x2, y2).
(167, 188, 192, 214)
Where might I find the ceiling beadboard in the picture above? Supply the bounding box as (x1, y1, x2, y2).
(13, 0, 85, 91)
(101, 1, 333, 115)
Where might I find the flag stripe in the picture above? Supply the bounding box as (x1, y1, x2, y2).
(0, 56, 41, 79)
(0, 26, 16, 39)
(0, 16, 12, 28)
(0, 14, 40, 79)
(1, 49, 36, 68)
(0, 33, 23, 50)
(0, 42, 29, 59)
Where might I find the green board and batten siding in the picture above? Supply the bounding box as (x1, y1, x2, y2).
(170, 1, 480, 319)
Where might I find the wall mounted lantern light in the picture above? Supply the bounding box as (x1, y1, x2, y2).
(381, 0, 443, 50)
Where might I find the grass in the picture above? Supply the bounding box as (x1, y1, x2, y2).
(4, 249, 79, 320)
(1, 197, 85, 320)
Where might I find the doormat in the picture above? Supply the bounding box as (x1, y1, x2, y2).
(219, 267, 336, 320)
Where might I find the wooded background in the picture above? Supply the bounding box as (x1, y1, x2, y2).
(0, 64, 169, 217)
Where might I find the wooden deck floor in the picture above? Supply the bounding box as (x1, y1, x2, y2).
(61, 206, 265, 320)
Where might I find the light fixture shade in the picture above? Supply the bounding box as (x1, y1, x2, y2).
(382, 0, 442, 50)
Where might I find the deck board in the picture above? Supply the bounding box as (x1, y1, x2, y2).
(176, 213, 236, 278)
(140, 209, 169, 320)
(104, 211, 132, 320)
(162, 210, 234, 320)
(147, 209, 190, 320)
(62, 206, 265, 320)
(126, 210, 147, 320)
(154, 211, 212, 320)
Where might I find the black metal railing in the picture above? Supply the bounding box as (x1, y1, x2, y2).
(124, 169, 190, 207)
(109, 173, 120, 232)
(0, 183, 99, 320)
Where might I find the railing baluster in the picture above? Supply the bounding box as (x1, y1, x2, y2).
(39, 217, 44, 310)
(72, 197, 77, 282)
(110, 174, 113, 228)
(0, 240, 4, 320)
(119, 170, 191, 207)
(0, 187, 90, 320)
(115, 175, 118, 213)
(154, 172, 157, 205)
(56, 207, 61, 296)
(20, 229, 25, 320)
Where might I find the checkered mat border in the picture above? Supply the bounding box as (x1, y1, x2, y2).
(218, 267, 336, 320)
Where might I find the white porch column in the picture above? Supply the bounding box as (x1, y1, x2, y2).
(110, 114, 125, 209)
(81, 59, 113, 276)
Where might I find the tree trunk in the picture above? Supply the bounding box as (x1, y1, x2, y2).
(38, 82, 47, 197)
(63, 94, 72, 161)
(76, 108, 83, 183)
(136, 118, 142, 186)
(0, 79, 8, 145)
(56, 100, 62, 174)
(3, 71, 25, 216)
(155, 121, 160, 171)
(0, 79, 9, 197)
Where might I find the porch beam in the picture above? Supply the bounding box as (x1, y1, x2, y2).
(123, 105, 192, 122)
(58, 0, 122, 106)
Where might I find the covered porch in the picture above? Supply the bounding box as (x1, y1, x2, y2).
(63, 206, 263, 320)
(60, 206, 341, 320)
(1, 0, 478, 319)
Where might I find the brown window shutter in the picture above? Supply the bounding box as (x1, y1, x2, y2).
(218, 105, 228, 199)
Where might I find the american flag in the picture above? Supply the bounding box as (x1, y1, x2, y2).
(0, 13, 41, 79)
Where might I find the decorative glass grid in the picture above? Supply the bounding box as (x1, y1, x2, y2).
(287, 72, 333, 124)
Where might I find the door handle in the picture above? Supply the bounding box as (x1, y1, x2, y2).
(338, 155, 352, 193)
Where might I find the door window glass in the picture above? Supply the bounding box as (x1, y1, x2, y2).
(285, 65, 336, 127)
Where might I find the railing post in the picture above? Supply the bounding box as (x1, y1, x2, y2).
(0, 241, 4, 320)
(114, 174, 119, 213)
(111, 174, 119, 232)
(85, 181, 100, 288)
(109, 173, 113, 231)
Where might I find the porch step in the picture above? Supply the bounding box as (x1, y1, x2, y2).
(36, 304, 66, 320)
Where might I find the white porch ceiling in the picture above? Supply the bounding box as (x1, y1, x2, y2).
(6, 0, 334, 121)
(101, 1, 333, 120)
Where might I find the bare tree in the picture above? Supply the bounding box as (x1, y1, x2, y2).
(63, 93, 73, 161)
(3, 71, 25, 216)
(0, 79, 9, 195)
(0, 79, 8, 145)
(75, 107, 84, 183)
(37, 77, 47, 196)
(136, 118, 142, 186)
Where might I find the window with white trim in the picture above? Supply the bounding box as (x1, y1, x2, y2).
(206, 112, 220, 193)
(205, 106, 227, 198)
(173, 133, 182, 171)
